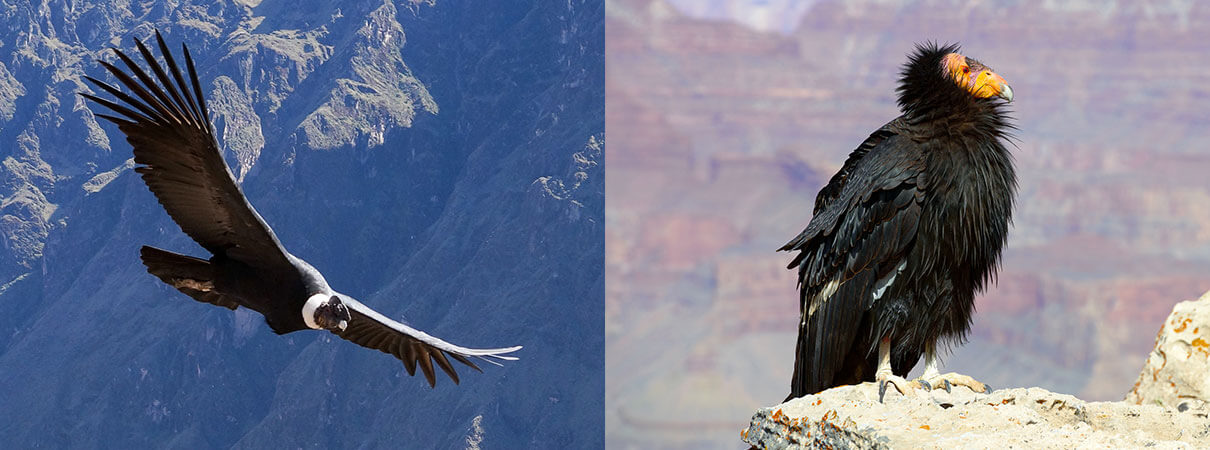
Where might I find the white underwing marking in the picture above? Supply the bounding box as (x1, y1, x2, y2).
(806, 279, 841, 321)
(871, 261, 907, 301)
(172, 278, 213, 292)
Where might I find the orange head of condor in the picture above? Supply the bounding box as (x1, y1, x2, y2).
(941, 52, 1013, 102)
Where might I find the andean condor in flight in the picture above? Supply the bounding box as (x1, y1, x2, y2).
(81, 32, 521, 387)
(780, 43, 1016, 401)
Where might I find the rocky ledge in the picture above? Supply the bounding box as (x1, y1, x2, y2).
(742, 383, 1210, 449)
(743, 290, 1210, 449)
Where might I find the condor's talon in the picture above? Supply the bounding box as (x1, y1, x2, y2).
(878, 377, 902, 403)
(877, 374, 926, 402)
(914, 346, 988, 393)
(914, 375, 949, 393)
(922, 372, 989, 394)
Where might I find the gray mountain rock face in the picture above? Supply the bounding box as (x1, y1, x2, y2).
(0, 0, 603, 448)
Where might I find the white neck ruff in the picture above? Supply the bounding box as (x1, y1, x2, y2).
(302, 293, 328, 330)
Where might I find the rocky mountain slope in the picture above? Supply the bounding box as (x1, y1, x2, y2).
(0, 0, 603, 448)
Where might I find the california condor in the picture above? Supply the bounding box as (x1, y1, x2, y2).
(81, 32, 521, 387)
(781, 42, 1015, 401)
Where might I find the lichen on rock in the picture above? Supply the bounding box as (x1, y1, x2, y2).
(743, 382, 1210, 449)
(1127, 289, 1210, 411)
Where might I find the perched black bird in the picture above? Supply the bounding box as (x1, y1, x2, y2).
(81, 32, 520, 387)
(780, 43, 1015, 401)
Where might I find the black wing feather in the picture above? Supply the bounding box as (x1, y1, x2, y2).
(781, 124, 927, 398)
(810, 118, 908, 214)
(156, 37, 204, 125)
(82, 32, 292, 271)
(181, 42, 215, 133)
(335, 295, 521, 388)
(133, 39, 193, 124)
(117, 45, 183, 121)
(81, 77, 159, 122)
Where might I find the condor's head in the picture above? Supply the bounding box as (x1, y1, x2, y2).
(940, 52, 1013, 102)
(896, 42, 1013, 117)
(303, 293, 350, 332)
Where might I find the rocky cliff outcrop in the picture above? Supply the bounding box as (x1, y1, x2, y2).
(743, 384, 1210, 449)
(744, 290, 1210, 449)
(1122, 291, 1210, 411)
(1128, 289, 1210, 410)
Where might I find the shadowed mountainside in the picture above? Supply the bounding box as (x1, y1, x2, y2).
(0, 0, 603, 447)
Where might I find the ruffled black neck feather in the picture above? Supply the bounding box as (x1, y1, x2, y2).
(895, 42, 1013, 138)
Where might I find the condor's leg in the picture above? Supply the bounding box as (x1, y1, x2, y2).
(875, 336, 924, 402)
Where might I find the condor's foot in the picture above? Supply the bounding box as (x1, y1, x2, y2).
(919, 372, 991, 394)
(914, 346, 991, 394)
(874, 336, 926, 402)
(876, 371, 926, 403)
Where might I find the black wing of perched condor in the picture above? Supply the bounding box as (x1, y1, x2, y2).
(779, 118, 926, 398)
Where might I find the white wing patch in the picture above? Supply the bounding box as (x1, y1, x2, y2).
(337, 294, 522, 364)
(872, 261, 907, 302)
(806, 279, 841, 323)
(803, 261, 908, 327)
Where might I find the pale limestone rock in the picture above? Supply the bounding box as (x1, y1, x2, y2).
(743, 382, 1210, 449)
(1126, 289, 1210, 410)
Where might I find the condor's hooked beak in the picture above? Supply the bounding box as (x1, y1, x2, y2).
(971, 69, 1013, 103)
(985, 73, 1013, 102)
(999, 84, 1014, 102)
(942, 53, 1013, 102)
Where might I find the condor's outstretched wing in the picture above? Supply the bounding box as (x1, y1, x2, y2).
(779, 123, 927, 399)
(81, 32, 292, 271)
(335, 294, 522, 387)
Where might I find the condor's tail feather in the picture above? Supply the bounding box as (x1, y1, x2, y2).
(139, 245, 239, 310)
